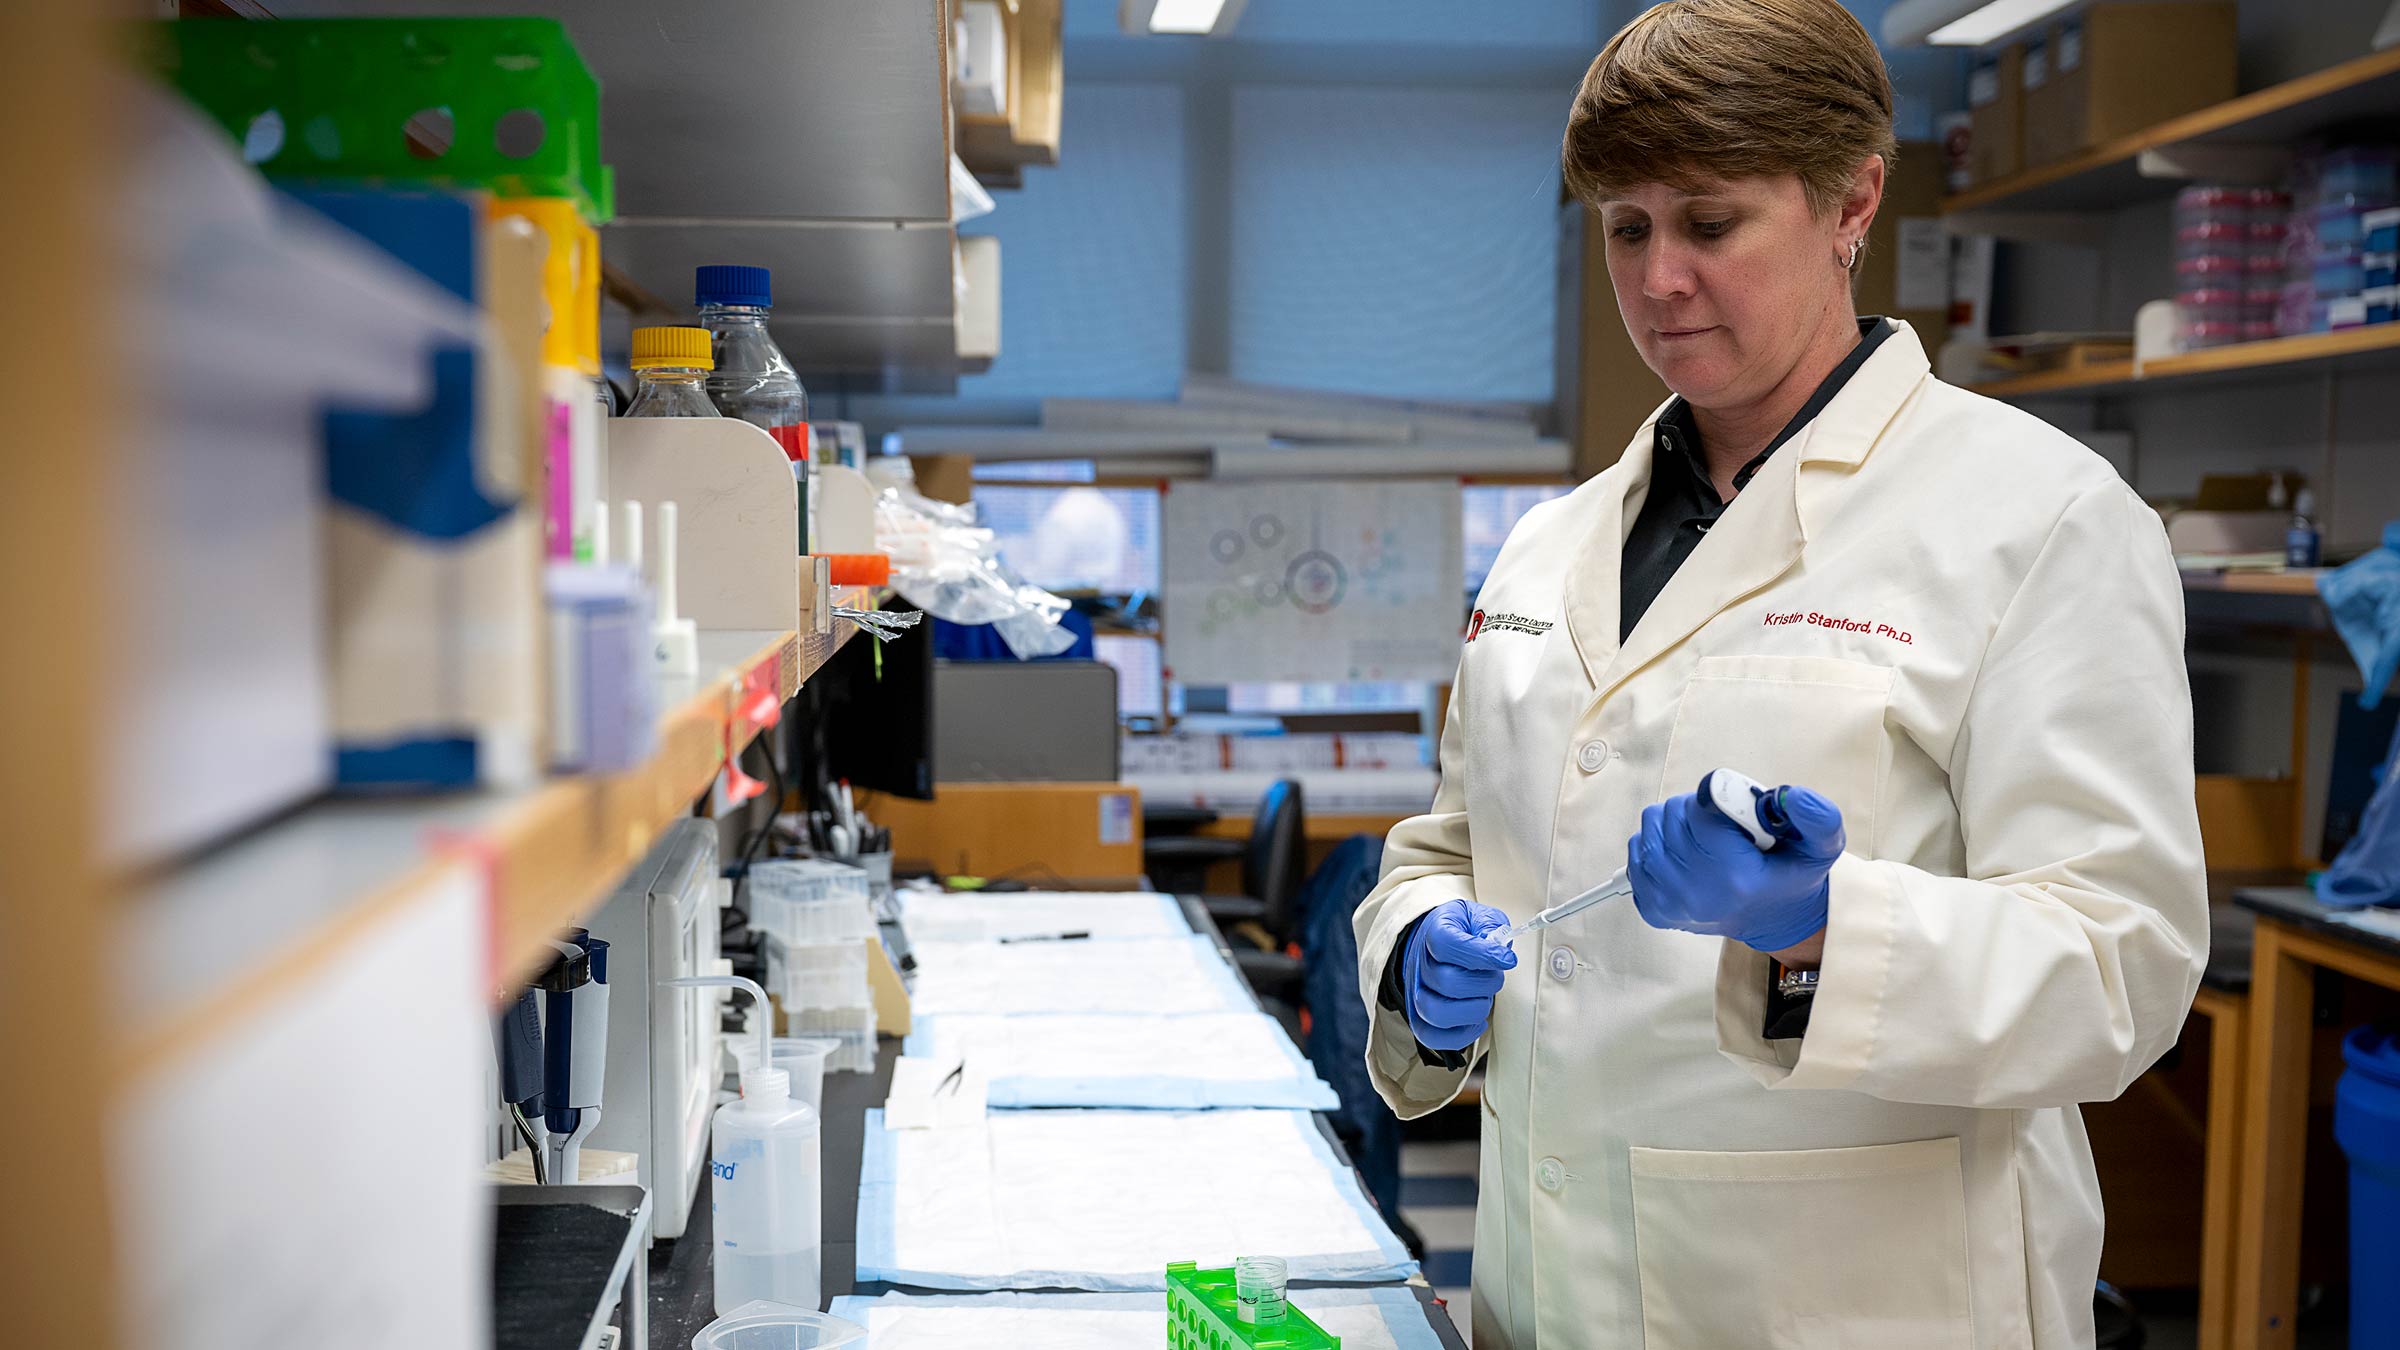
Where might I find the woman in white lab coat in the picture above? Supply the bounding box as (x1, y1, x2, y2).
(1353, 2, 2208, 1346)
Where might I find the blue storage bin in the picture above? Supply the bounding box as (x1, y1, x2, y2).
(2367, 207, 2400, 255)
(2337, 1025, 2400, 1343)
(2320, 205, 2370, 251)
(2315, 252, 2366, 299)
(2321, 147, 2399, 202)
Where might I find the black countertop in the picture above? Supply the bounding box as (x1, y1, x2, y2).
(2236, 884, 2400, 965)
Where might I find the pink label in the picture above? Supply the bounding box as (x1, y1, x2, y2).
(546, 400, 575, 559)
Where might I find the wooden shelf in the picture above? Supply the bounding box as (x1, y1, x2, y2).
(1193, 811, 1412, 845)
(958, 0, 1063, 182)
(2182, 569, 2330, 633)
(1944, 45, 2400, 215)
(118, 602, 868, 1082)
(1969, 324, 2400, 398)
(2183, 569, 2324, 597)
(2143, 324, 2400, 380)
(1968, 357, 2140, 399)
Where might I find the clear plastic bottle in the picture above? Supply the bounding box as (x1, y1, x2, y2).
(709, 1062, 823, 1315)
(696, 265, 815, 549)
(622, 326, 720, 419)
(2289, 488, 2322, 569)
(667, 976, 825, 1315)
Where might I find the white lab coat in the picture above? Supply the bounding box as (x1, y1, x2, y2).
(1356, 322, 2206, 1350)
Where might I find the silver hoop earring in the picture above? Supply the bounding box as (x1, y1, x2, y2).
(1844, 238, 1864, 270)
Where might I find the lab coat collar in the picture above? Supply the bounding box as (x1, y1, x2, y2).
(1793, 319, 1931, 469)
(1561, 321, 1933, 695)
(1560, 393, 1676, 684)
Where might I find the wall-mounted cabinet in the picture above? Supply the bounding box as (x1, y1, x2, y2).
(279, 0, 968, 389)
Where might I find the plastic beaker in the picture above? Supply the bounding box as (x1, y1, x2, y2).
(1235, 1254, 1289, 1324)
(771, 1037, 839, 1115)
(690, 1300, 864, 1350)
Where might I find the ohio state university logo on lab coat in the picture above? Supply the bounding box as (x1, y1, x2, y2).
(1466, 610, 1554, 642)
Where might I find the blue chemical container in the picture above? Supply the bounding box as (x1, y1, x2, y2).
(2336, 1024, 2400, 1341)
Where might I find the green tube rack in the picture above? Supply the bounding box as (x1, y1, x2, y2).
(1166, 1261, 1341, 1349)
(148, 16, 613, 223)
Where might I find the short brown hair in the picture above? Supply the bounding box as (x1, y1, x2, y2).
(1563, 0, 1896, 215)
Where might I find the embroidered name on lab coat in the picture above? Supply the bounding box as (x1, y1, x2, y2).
(1763, 610, 1913, 645)
(1466, 609, 1555, 642)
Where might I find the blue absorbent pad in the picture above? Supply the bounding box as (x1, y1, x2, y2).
(827, 1287, 1447, 1350)
(904, 1012, 1341, 1111)
(854, 1107, 1418, 1291)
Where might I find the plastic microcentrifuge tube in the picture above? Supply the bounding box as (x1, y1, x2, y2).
(1235, 1255, 1288, 1324)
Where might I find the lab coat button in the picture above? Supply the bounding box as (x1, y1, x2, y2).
(1576, 740, 1608, 773)
(1547, 946, 1576, 981)
(1536, 1157, 1566, 1193)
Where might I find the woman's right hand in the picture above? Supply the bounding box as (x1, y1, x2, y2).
(1400, 899, 1518, 1051)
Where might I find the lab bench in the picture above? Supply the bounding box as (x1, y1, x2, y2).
(2229, 886, 2400, 1350)
(639, 891, 1468, 1349)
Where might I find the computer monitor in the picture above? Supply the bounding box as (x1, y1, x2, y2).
(933, 659, 1120, 782)
(795, 603, 935, 800)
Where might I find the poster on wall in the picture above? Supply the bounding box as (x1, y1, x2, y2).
(1163, 478, 1463, 684)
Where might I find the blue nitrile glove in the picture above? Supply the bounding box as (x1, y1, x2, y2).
(1400, 899, 1518, 1052)
(1627, 780, 1846, 953)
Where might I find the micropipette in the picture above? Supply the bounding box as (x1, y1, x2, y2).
(1504, 867, 1634, 941)
(1504, 767, 1801, 941)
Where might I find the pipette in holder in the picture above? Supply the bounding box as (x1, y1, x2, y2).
(1504, 767, 1801, 941)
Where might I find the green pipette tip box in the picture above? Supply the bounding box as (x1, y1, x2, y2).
(1166, 1262, 1341, 1349)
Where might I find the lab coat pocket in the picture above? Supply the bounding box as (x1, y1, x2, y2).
(1657, 655, 1893, 854)
(1628, 1137, 1973, 1350)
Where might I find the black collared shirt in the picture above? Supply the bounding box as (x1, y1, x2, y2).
(1619, 317, 1896, 642)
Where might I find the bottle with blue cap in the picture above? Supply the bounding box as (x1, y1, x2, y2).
(695, 265, 814, 550)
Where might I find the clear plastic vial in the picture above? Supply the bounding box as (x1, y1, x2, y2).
(1234, 1255, 1288, 1324)
(622, 326, 720, 419)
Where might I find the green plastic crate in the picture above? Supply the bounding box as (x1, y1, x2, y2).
(1166, 1262, 1341, 1350)
(150, 16, 613, 222)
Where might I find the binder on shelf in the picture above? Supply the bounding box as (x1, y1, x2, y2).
(297, 187, 546, 792)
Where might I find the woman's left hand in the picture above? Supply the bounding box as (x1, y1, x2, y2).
(1627, 784, 1845, 954)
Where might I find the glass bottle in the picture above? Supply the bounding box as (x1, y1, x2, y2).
(622, 326, 721, 419)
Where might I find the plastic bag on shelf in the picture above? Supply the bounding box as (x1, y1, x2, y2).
(873, 487, 1076, 659)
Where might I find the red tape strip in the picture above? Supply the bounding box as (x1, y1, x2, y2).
(427, 826, 506, 994)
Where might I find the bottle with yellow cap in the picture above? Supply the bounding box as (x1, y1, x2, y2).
(623, 327, 720, 419)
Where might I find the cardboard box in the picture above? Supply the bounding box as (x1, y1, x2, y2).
(1858, 141, 1952, 349)
(1967, 43, 2023, 186)
(873, 781, 1145, 882)
(2024, 2, 2237, 167)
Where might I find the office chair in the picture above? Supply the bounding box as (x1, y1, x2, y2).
(1143, 779, 1309, 1010)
